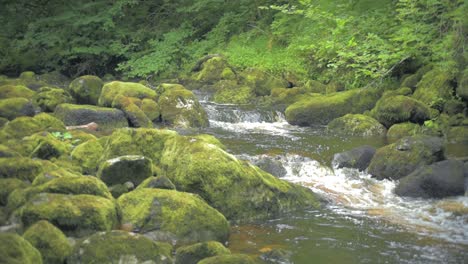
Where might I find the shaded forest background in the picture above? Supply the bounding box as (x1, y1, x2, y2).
(0, 0, 465, 88)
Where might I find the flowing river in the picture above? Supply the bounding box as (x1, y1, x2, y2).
(180, 92, 468, 263)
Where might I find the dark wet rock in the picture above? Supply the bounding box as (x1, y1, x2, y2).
(332, 145, 376, 171)
(395, 160, 465, 198)
(138, 175, 176, 190)
(253, 156, 287, 178)
(54, 103, 128, 130)
(368, 136, 445, 180)
(97, 155, 153, 186)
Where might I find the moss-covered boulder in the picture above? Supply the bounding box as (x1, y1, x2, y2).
(304, 80, 327, 94)
(395, 160, 465, 198)
(28, 132, 73, 160)
(70, 139, 103, 174)
(141, 98, 160, 121)
(240, 68, 287, 96)
(368, 136, 445, 180)
(327, 114, 386, 136)
(160, 134, 320, 220)
(213, 86, 255, 104)
(0, 113, 65, 141)
(99, 81, 157, 107)
(413, 69, 454, 105)
(158, 84, 209, 128)
(23, 220, 73, 264)
(285, 88, 381, 126)
(0, 233, 43, 264)
(118, 188, 230, 244)
(175, 241, 230, 264)
(54, 103, 128, 130)
(457, 69, 468, 100)
(0, 97, 35, 120)
(198, 254, 258, 264)
(193, 56, 236, 84)
(138, 175, 176, 190)
(371, 95, 431, 127)
(386, 123, 423, 142)
(447, 126, 468, 143)
(270, 87, 313, 106)
(37, 71, 70, 88)
(67, 230, 173, 264)
(32, 87, 73, 112)
(69, 75, 103, 105)
(111, 95, 154, 128)
(97, 155, 153, 186)
(0, 144, 20, 157)
(0, 178, 29, 206)
(0, 157, 51, 182)
(18, 193, 118, 236)
(0, 85, 35, 99)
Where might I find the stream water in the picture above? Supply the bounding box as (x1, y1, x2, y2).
(183, 92, 468, 263)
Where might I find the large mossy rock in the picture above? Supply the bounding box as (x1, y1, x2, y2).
(332, 145, 376, 171)
(413, 69, 454, 105)
(371, 95, 431, 128)
(0, 157, 52, 182)
(0, 84, 35, 99)
(54, 103, 128, 130)
(0, 113, 66, 141)
(175, 241, 230, 264)
(99, 81, 157, 107)
(198, 254, 258, 264)
(367, 136, 445, 180)
(327, 114, 386, 136)
(0, 178, 29, 206)
(157, 84, 209, 128)
(111, 95, 153, 128)
(33, 87, 73, 112)
(0, 233, 43, 264)
(193, 56, 236, 84)
(70, 139, 103, 174)
(97, 155, 153, 186)
(18, 193, 119, 236)
(285, 88, 381, 126)
(68, 230, 173, 264)
(395, 160, 465, 198)
(69, 75, 104, 105)
(23, 220, 73, 264)
(386, 122, 423, 142)
(117, 188, 230, 244)
(0, 97, 35, 120)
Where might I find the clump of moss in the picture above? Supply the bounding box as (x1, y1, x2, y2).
(70, 139, 103, 174)
(413, 69, 454, 105)
(99, 81, 157, 107)
(371, 95, 431, 127)
(23, 220, 73, 264)
(0, 97, 35, 120)
(33, 87, 73, 112)
(327, 114, 386, 137)
(213, 86, 255, 104)
(193, 57, 236, 84)
(240, 68, 287, 96)
(0, 113, 66, 141)
(175, 241, 230, 264)
(198, 254, 258, 264)
(0, 232, 43, 264)
(0, 178, 29, 206)
(69, 75, 104, 105)
(118, 188, 230, 245)
(67, 230, 173, 264)
(0, 85, 35, 99)
(387, 123, 423, 142)
(0, 157, 50, 182)
(141, 98, 160, 121)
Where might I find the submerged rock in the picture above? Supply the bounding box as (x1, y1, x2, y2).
(395, 160, 465, 198)
(97, 155, 153, 186)
(67, 230, 173, 264)
(69, 75, 104, 105)
(0, 233, 43, 264)
(175, 241, 230, 264)
(118, 188, 230, 245)
(327, 114, 386, 137)
(54, 103, 128, 130)
(368, 136, 445, 180)
(332, 145, 376, 171)
(23, 220, 73, 264)
(253, 155, 287, 178)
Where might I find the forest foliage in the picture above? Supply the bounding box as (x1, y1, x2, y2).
(0, 0, 465, 87)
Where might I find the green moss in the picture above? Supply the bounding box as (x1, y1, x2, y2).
(304, 80, 327, 94)
(1, 113, 66, 141)
(270, 87, 314, 106)
(456, 68, 468, 100)
(31, 168, 82, 186)
(118, 188, 230, 245)
(0, 157, 51, 182)
(99, 81, 157, 107)
(213, 86, 254, 104)
(68, 130, 98, 143)
(32, 87, 73, 112)
(160, 134, 320, 220)
(447, 126, 468, 143)
(37, 71, 70, 88)
(327, 114, 386, 137)
(401, 74, 420, 90)
(413, 69, 454, 105)
(0, 144, 20, 157)
(371, 95, 431, 127)
(0, 178, 29, 206)
(0, 97, 34, 120)
(123, 103, 153, 128)
(54, 103, 128, 130)
(69, 75, 104, 105)
(71, 139, 103, 174)
(28, 132, 73, 160)
(97, 155, 153, 186)
(158, 84, 209, 128)
(0, 233, 43, 264)
(67, 230, 173, 264)
(0, 85, 36, 99)
(175, 241, 230, 264)
(0, 117, 8, 127)
(19, 193, 119, 237)
(240, 68, 287, 97)
(443, 99, 465, 115)
(285, 88, 382, 126)
(20, 71, 36, 80)
(138, 176, 176, 190)
(198, 254, 258, 264)
(194, 57, 236, 84)
(141, 98, 160, 121)
(23, 220, 73, 264)
(387, 123, 423, 142)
